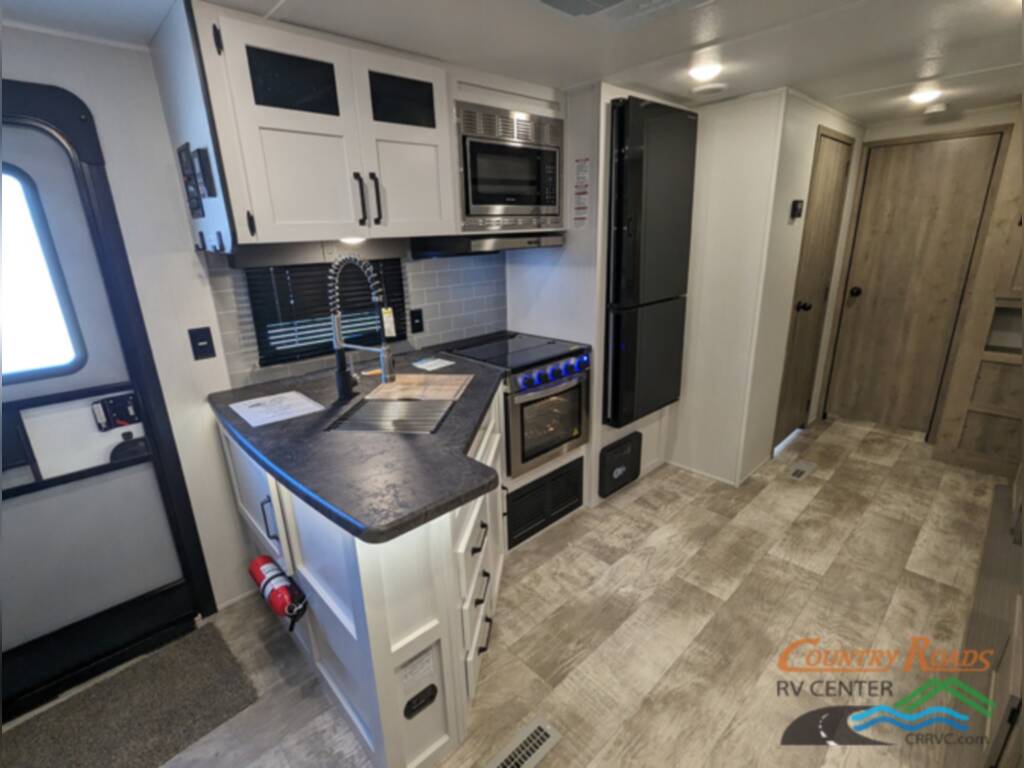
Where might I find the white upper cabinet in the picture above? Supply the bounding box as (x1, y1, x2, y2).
(350, 51, 456, 238)
(217, 14, 370, 243)
(155, 2, 562, 251)
(193, 5, 458, 245)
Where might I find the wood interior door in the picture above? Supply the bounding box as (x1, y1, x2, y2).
(774, 130, 853, 445)
(827, 131, 1004, 431)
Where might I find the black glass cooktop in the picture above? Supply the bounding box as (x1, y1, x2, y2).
(446, 331, 588, 373)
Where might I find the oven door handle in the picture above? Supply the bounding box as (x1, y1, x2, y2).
(511, 375, 585, 405)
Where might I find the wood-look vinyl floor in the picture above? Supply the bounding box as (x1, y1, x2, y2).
(166, 419, 1000, 768)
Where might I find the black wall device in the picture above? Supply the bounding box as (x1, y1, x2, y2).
(92, 393, 141, 432)
(188, 327, 217, 360)
(410, 308, 424, 333)
(599, 432, 642, 498)
(790, 199, 804, 219)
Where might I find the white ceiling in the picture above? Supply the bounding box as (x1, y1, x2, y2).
(3, 0, 1021, 124)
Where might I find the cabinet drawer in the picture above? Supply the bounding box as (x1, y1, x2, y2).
(454, 494, 489, 598)
(469, 411, 495, 462)
(483, 431, 501, 473)
(465, 613, 495, 701)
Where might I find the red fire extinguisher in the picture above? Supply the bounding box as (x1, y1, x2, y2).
(249, 555, 307, 631)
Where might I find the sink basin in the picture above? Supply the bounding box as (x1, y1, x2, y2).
(328, 399, 453, 434)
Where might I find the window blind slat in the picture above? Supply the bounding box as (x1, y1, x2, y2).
(245, 259, 407, 367)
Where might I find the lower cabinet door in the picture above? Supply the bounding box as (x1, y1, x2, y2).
(221, 431, 290, 568)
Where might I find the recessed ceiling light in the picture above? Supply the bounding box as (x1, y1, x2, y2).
(688, 63, 722, 82)
(692, 82, 728, 96)
(340, 237, 366, 245)
(909, 89, 942, 104)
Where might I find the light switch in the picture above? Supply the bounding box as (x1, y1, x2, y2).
(188, 327, 216, 360)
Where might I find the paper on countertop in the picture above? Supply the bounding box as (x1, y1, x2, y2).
(229, 391, 325, 427)
(412, 357, 455, 372)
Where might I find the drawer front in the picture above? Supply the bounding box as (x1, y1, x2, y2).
(465, 612, 495, 700)
(454, 494, 489, 597)
(470, 412, 495, 463)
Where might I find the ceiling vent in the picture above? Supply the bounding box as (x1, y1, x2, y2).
(540, 0, 707, 20)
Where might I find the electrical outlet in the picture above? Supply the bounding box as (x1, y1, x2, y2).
(410, 308, 424, 333)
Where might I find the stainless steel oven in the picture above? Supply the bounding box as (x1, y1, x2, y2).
(507, 372, 589, 478)
(456, 102, 563, 231)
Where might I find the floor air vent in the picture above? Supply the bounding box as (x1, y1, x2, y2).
(485, 719, 561, 768)
(789, 461, 817, 480)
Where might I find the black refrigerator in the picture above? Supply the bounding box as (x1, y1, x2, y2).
(605, 97, 698, 428)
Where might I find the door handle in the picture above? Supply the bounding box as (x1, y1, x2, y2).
(368, 172, 383, 225)
(474, 570, 492, 607)
(470, 520, 489, 556)
(353, 172, 368, 226)
(849, 286, 862, 297)
(795, 301, 813, 312)
(477, 616, 494, 654)
(259, 495, 279, 541)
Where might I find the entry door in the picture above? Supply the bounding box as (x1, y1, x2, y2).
(217, 13, 369, 242)
(1, 124, 190, 712)
(774, 131, 853, 444)
(828, 132, 1003, 431)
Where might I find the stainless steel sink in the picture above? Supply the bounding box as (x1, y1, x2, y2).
(328, 399, 453, 434)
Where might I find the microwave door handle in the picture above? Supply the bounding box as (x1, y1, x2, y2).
(512, 376, 584, 405)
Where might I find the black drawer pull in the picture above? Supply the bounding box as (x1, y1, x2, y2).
(470, 520, 489, 556)
(474, 570, 492, 607)
(478, 616, 494, 654)
(353, 172, 368, 226)
(368, 171, 383, 225)
(259, 495, 279, 541)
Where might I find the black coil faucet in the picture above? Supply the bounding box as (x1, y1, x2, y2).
(327, 255, 396, 401)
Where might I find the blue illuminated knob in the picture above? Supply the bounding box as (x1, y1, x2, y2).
(548, 365, 563, 379)
(518, 374, 533, 390)
(532, 370, 547, 386)
(561, 361, 575, 377)
(578, 354, 591, 370)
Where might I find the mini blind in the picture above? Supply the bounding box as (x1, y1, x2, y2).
(245, 259, 407, 367)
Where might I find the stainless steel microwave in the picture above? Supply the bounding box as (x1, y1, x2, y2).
(456, 102, 563, 232)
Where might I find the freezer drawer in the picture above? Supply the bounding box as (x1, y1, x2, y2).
(605, 297, 685, 427)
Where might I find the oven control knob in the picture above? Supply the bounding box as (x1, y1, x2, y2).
(533, 370, 547, 386)
(518, 374, 533, 390)
(561, 361, 575, 377)
(578, 354, 590, 370)
(548, 365, 563, 380)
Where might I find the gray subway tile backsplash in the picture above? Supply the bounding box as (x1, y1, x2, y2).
(204, 245, 507, 388)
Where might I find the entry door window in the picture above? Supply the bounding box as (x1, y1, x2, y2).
(1, 168, 85, 383)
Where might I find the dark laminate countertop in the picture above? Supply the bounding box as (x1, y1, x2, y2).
(208, 352, 504, 543)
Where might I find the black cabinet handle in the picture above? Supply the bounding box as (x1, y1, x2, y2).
(260, 495, 279, 541)
(470, 521, 489, 556)
(795, 301, 813, 312)
(354, 172, 368, 226)
(474, 570, 492, 607)
(477, 617, 494, 654)
(368, 172, 383, 225)
(849, 286, 862, 297)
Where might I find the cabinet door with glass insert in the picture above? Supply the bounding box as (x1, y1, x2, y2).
(217, 14, 370, 243)
(351, 50, 457, 237)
